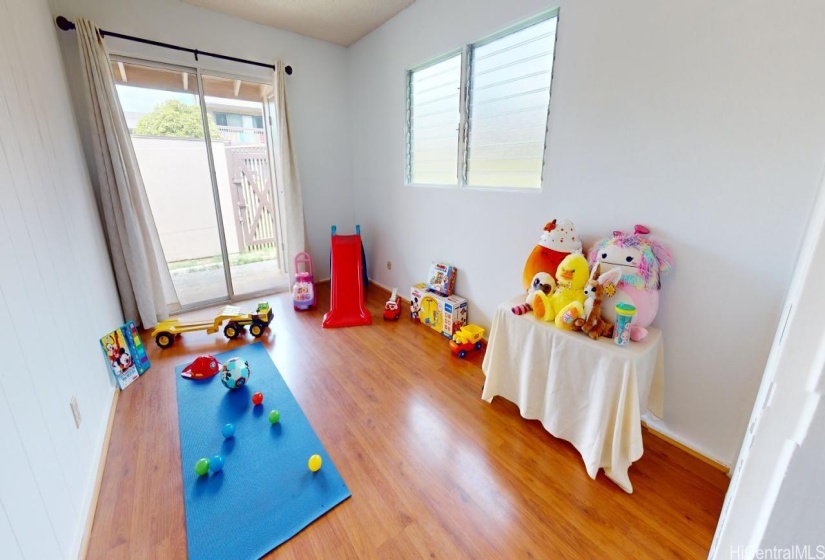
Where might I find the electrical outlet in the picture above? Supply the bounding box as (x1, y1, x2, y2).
(387, 260, 392, 270)
(70, 397, 82, 429)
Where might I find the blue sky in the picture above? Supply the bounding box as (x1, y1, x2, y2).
(116, 85, 196, 113)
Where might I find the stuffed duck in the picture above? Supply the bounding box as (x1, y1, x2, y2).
(532, 252, 590, 329)
(587, 225, 673, 341)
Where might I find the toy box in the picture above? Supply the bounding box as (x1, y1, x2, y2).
(100, 321, 150, 390)
(426, 262, 457, 296)
(410, 283, 468, 338)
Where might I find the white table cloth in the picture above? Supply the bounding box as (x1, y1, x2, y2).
(481, 295, 665, 493)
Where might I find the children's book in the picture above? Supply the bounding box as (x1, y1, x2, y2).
(100, 321, 150, 390)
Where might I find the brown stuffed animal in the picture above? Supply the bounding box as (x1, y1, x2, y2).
(573, 266, 620, 340)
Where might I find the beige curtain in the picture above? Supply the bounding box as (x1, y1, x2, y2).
(273, 62, 307, 279)
(76, 18, 177, 328)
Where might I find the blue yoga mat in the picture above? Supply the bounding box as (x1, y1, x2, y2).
(175, 341, 350, 559)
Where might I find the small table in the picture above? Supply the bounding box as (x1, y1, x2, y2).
(481, 296, 665, 493)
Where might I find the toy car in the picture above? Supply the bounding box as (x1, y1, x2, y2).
(450, 324, 485, 358)
(152, 302, 273, 349)
(383, 288, 401, 321)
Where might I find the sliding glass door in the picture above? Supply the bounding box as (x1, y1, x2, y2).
(112, 58, 288, 310)
(200, 73, 287, 298)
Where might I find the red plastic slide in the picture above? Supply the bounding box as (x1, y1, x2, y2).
(322, 227, 372, 328)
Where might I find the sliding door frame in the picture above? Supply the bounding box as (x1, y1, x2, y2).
(195, 68, 235, 301)
(198, 67, 289, 298)
(110, 55, 289, 314)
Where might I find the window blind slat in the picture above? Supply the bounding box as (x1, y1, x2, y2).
(408, 53, 461, 185)
(466, 16, 556, 188)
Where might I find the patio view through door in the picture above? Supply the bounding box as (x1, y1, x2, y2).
(112, 58, 289, 310)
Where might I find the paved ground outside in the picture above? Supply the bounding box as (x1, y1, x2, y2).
(171, 260, 289, 306)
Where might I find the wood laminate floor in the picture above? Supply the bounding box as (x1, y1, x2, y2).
(86, 282, 728, 559)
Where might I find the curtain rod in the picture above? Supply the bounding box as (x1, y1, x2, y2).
(55, 16, 293, 75)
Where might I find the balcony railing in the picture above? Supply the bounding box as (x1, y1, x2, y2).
(216, 125, 266, 145)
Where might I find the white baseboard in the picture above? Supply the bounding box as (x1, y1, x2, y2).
(73, 386, 118, 560)
(643, 414, 731, 473)
(368, 278, 401, 299)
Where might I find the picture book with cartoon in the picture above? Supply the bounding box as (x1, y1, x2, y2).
(100, 321, 150, 390)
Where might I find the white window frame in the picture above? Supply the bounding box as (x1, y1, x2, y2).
(404, 49, 463, 187)
(404, 9, 560, 192)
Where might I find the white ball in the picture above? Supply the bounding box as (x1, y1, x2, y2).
(220, 357, 250, 390)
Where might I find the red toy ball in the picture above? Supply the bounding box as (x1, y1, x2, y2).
(252, 392, 264, 406)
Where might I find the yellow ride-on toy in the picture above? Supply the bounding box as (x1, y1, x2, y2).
(151, 302, 273, 349)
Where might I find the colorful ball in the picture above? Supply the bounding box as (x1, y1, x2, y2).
(268, 410, 280, 424)
(220, 357, 251, 390)
(252, 392, 264, 406)
(308, 454, 322, 472)
(195, 458, 210, 476)
(210, 455, 224, 473)
(221, 423, 235, 438)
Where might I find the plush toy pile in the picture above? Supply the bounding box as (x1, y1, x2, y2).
(522, 219, 581, 291)
(515, 221, 673, 342)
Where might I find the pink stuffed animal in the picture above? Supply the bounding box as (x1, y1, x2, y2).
(587, 225, 673, 341)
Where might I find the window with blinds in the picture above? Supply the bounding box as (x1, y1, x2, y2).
(406, 54, 461, 185)
(404, 10, 558, 190)
(466, 16, 557, 188)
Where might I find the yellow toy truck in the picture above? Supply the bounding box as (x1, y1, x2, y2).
(449, 324, 485, 358)
(152, 302, 273, 349)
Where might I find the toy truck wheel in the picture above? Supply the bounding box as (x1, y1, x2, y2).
(156, 332, 174, 349)
(458, 350, 467, 359)
(475, 341, 483, 351)
(250, 321, 265, 338)
(224, 323, 240, 339)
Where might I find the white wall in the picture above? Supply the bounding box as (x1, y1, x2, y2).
(132, 137, 242, 261)
(52, 0, 357, 280)
(710, 171, 825, 557)
(348, 0, 825, 464)
(0, 0, 123, 557)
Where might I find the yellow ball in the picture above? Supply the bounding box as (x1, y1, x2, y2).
(308, 454, 322, 472)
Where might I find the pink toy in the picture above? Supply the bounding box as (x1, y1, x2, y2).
(292, 252, 316, 311)
(587, 225, 673, 341)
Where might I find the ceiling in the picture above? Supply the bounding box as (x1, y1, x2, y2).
(182, 0, 416, 47)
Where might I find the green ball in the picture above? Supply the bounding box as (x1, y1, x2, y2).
(195, 458, 210, 476)
(268, 410, 280, 424)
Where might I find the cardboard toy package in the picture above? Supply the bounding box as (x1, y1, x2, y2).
(410, 283, 468, 338)
(426, 262, 457, 297)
